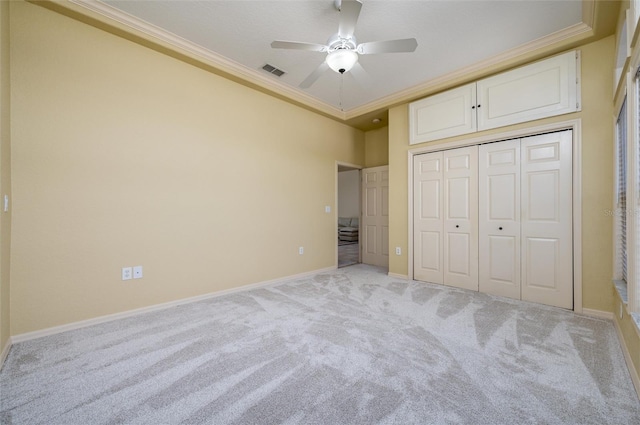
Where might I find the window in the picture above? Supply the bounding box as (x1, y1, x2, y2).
(616, 97, 628, 284)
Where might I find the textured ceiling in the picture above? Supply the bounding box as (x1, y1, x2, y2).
(99, 0, 584, 115)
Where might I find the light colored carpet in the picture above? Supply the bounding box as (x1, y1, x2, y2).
(1, 264, 639, 424)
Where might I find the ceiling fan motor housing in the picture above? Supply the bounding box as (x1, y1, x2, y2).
(326, 34, 357, 53)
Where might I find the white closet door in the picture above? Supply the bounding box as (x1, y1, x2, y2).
(362, 166, 389, 267)
(520, 131, 573, 309)
(479, 139, 521, 300)
(414, 152, 444, 284)
(443, 146, 478, 290)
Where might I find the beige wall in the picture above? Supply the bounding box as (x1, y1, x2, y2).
(364, 126, 389, 167)
(10, 1, 364, 335)
(0, 0, 11, 351)
(389, 36, 615, 312)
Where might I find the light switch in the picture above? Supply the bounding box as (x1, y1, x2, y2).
(325, 206, 331, 213)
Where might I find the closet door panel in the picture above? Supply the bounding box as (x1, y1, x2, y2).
(443, 146, 478, 290)
(414, 152, 444, 284)
(520, 131, 573, 309)
(479, 140, 521, 300)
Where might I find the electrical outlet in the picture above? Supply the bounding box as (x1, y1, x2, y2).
(299, 246, 304, 255)
(133, 266, 143, 279)
(395, 247, 401, 255)
(122, 267, 132, 281)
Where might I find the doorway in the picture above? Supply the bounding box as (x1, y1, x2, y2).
(337, 164, 361, 268)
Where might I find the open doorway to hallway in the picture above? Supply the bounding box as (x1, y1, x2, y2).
(337, 164, 360, 268)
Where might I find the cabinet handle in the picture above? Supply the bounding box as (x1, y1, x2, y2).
(455, 225, 459, 228)
(499, 226, 503, 230)
(477, 104, 481, 108)
(471, 106, 475, 109)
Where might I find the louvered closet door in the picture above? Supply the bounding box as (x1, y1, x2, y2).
(520, 131, 573, 309)
(443, 146, 478, 290)
(414, 152, 444, 284)
(479, 139, 521, 300)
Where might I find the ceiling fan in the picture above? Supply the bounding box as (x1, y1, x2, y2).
(271, 0, 418, 88)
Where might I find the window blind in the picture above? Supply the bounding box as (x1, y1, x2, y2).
(617, 98, 628, 282)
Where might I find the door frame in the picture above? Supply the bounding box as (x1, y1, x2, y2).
(336, 161, 363, 268)
(407, 118, 583, 312)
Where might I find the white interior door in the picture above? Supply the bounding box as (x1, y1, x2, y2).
(479, 139, 521, 300)
(413, 152, 444, 284)
(362, 166, 389, 267)
(520, 131, 573, 309)
(443, 147, 478, 290)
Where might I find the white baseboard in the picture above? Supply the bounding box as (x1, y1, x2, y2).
(0, 337, 11, 370)
(581, 308, 615, 320)
(11, 266, 336, 344)
(388, 272, 409, 280)
(613, 316, 640, 400)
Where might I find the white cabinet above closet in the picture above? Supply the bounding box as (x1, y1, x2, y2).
(409, 84, 476, 144)
(409, 51, 580, 145)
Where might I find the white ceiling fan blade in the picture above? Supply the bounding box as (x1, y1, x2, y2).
(300, 62, 330, 88)
(349, 62, 372, 89)
(357, 38, 418, 55)
(271, 41, 328, 52)
(338, 0, 362, 39)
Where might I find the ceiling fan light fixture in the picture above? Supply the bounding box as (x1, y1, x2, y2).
(326, 49, 358, 74)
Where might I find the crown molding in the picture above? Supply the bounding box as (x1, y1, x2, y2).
(62, 0, 347, 120)
(582, 0, 596, 29)
(42, 0, 599, 127)
(345, 21, 594, 119)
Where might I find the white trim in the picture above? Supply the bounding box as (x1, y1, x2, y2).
(0, 337, 11, 370)
(65, 0, 342, 119)
(59, 0, 593, 120)
(573, 119, 583, 313)
(581, 308, 615, 320)
(613, 315, 640, 399)
(11, 266, 336, 344)
(346, 24, 592, 119)
(388, 272, 409, 280)
(407, 119, 583, 312)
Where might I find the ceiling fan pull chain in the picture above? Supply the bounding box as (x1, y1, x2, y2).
(340, 75, 344, 112)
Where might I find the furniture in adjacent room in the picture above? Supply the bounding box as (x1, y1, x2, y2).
(338, 217, 359, 243)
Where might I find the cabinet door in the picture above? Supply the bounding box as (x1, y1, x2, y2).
(413, 152, 444, 284)
(409, 83, 476, 145)
(479, 139, 521, 300)
(520, 131, 573, 309)
(443, 146, 478, 290)
(476, 51, 578, 131)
